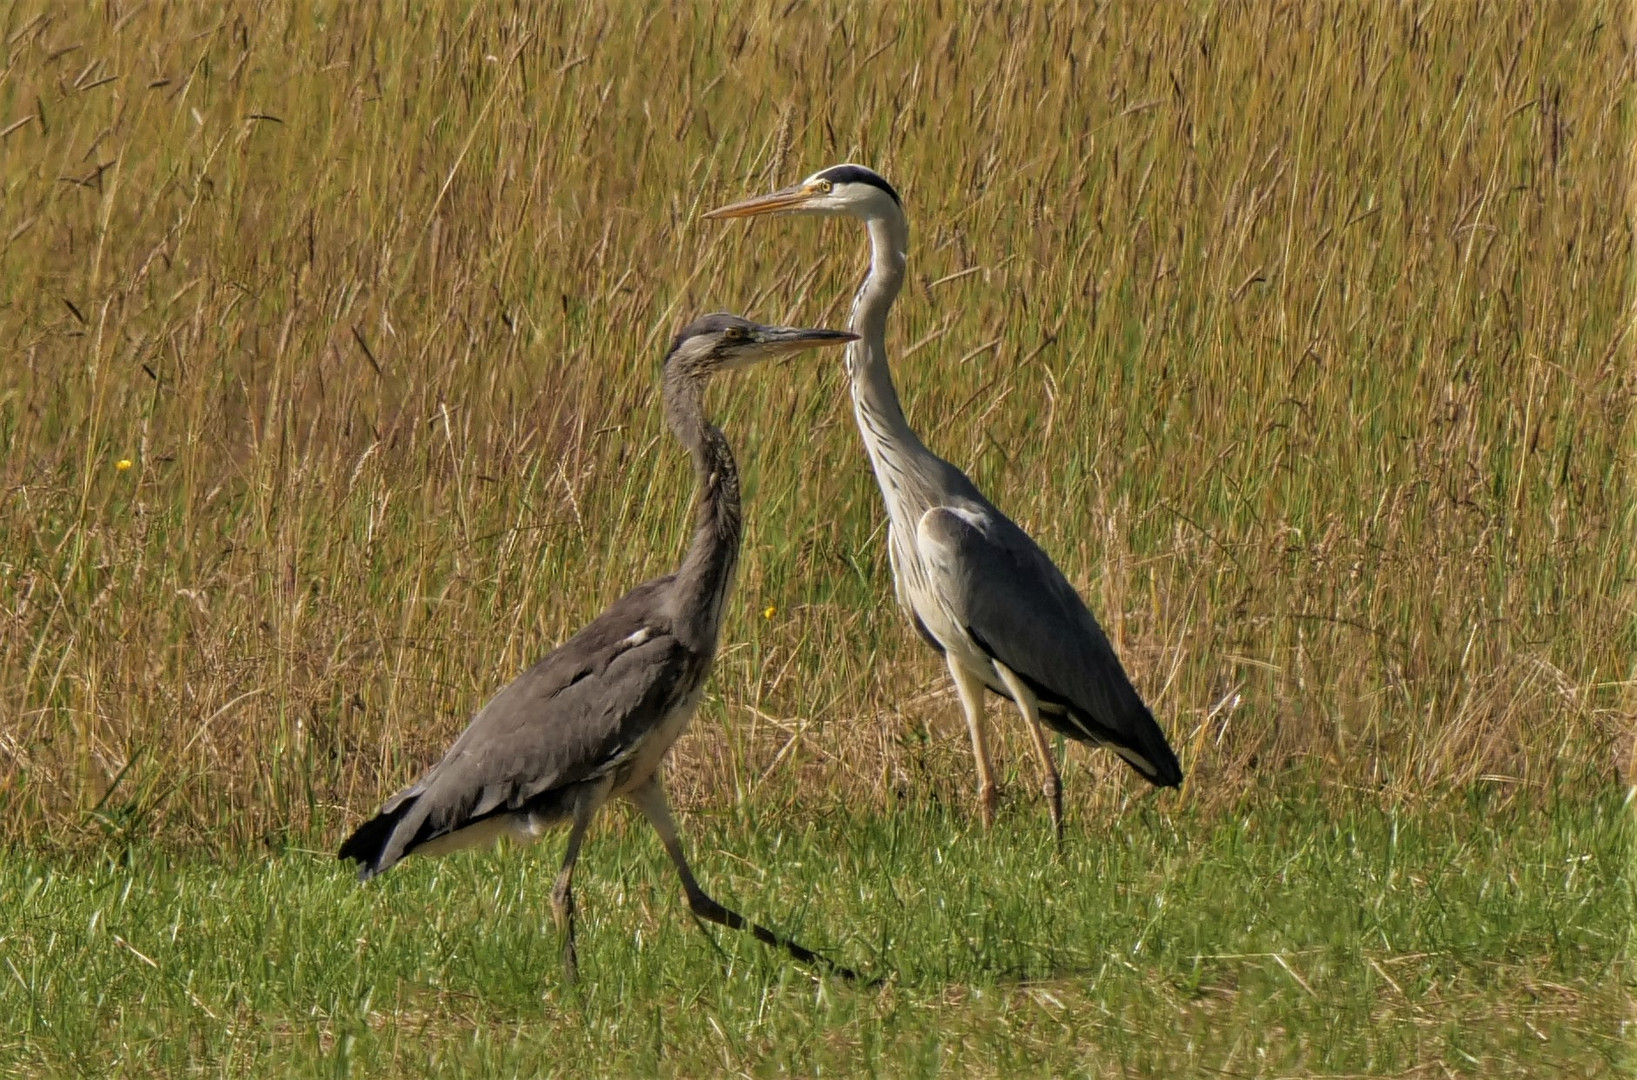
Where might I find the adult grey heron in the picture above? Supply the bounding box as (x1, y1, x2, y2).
(338, 314, 858, 982)
(707, 165, 1182, 836)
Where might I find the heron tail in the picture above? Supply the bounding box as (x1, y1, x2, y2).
(1043, 701, 1183, 788)
(1109, 705, 1184, 789)
(337, 799, 415, 881)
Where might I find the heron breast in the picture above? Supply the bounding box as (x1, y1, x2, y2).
(611, 683, 702, 795)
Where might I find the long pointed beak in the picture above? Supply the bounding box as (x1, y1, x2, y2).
(704, 184, 814, 220)
(754, 326, 858, 353)
(734, 326, 857, 367)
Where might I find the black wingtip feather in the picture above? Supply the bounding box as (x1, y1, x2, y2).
(966, 624, 1184, 788)
(1085, 698, 1183, 789)
(1063, 703, 1184, 789)
(337, 801, 413, 881)
(1143, 735, 1184, 789)
(1112, 699, 1183, 789)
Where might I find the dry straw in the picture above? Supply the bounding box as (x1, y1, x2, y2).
(0, 3, 1628, 849)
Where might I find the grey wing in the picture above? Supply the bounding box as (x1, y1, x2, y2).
(345, 578, 697, 873)
(915, 504, 1183, 787)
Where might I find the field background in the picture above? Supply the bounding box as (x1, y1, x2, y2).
(0, 2, 1630, 1076)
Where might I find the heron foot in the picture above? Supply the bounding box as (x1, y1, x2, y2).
(684, 885, 863, 982)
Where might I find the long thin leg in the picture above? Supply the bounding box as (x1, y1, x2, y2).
(550, 779, 610, 984)
(947, 656, 998, 828)
(627, 776, 860, 981)
(993, 660, 1064, 841)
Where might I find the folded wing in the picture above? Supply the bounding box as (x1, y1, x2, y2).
(339, 578, 695, 876)
(915, 504, 1182, 787)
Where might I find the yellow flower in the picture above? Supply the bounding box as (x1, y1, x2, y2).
(762, 605, 777, 620)
(115, 458, 133, 471)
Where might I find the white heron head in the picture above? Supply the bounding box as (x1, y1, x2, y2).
(704, 163, 901, 224)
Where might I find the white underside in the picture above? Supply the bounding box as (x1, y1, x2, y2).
(414, 811, 553, 858)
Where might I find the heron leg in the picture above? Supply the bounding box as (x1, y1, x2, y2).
(947, 656, 999, 829)
(550, 780, 609, 984)
(993, 661, 1064, 842)
(627, 776, 859, 981)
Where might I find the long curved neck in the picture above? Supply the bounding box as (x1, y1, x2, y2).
(663, 369, 741, 651)
(846, 206, 936, 501)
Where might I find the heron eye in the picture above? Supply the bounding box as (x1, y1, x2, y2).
(814, 179, 833, 194)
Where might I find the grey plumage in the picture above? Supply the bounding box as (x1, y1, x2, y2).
(335, 577, 694, 873)
(708, 166, 1182, 836)
(339, 314, 857, 981)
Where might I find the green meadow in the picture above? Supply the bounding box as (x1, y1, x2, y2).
(0, 3, 1629, 1076)
(3, 796, 1626, 1076)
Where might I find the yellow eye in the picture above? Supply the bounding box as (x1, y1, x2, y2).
(813, 179, 833, 194)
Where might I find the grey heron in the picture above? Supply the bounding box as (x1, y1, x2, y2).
(338, 314, 858, 982)
(707, 165, 1182, 836)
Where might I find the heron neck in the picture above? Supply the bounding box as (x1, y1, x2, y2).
(846, 208, 933, 475)
(663, 371, 741, 651)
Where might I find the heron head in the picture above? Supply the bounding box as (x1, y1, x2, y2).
(704, 164, 901, 224)
(666, 313, 856, 375)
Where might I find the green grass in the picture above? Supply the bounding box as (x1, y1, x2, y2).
(2, 791, 1627, 1077)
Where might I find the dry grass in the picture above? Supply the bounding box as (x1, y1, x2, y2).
(0, 2, 1630, 849)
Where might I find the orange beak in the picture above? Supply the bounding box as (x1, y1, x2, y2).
(703, 183, 818, 220)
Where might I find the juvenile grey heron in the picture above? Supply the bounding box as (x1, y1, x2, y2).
(338, 314, 858, 982)
(707, 165, 1182, 836)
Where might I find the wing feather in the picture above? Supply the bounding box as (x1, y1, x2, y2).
(344, 576, 700, 873)
(915, 503, 1182, 787)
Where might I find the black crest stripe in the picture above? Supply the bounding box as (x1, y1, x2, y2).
(814, 165, 901, 206)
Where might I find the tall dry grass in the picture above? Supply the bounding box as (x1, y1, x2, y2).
(0, 2, 1630, 849)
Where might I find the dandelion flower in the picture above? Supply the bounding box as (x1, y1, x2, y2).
(116, 458, 133, 471)
(762, 605, 777, 620)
